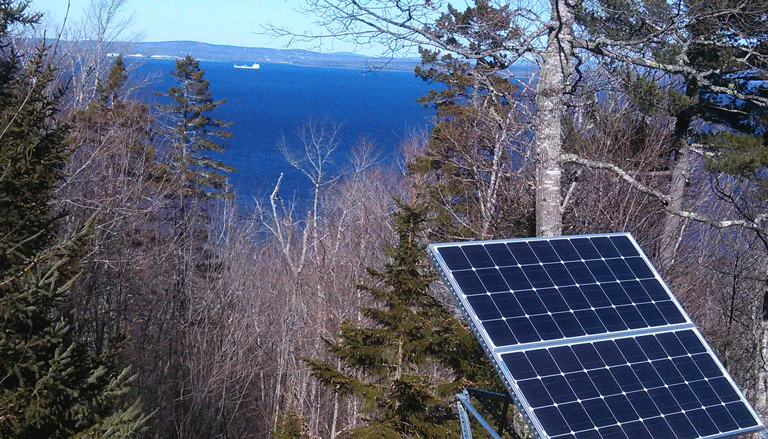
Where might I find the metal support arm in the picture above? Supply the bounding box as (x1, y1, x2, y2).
(456, 389, 505, 439)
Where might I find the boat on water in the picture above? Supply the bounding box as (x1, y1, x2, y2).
(234, 63, 260, 69)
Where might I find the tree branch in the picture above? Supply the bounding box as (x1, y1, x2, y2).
(560, 152, 768, 231)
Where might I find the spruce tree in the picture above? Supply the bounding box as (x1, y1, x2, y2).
(152, 55, 236, 437)
(95, 54, 128, 107)
(158, 55, 234, 200)
(306, 200, 499, 439)
(0, 3, 147, 437)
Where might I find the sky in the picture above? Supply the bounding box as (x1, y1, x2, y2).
(31, 0, 372, 54)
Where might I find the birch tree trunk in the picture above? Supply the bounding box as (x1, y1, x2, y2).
(534, 0, 573, 237)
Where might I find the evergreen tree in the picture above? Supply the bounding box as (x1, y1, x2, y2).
(0, 3, 148, 437)
(95, 54, 129, 107)
(158, 55, 234, 200)
(577, 0, 768, 164)
(572, 0, 768, 268)
(306, 200, 500, 439)
(410, 12, 536, 241)
(74, 56, 155, 170)
(682, 0, 768, 187)
(152, 55, 236, 438)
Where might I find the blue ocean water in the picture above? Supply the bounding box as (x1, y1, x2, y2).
(135, 58, 436, 204)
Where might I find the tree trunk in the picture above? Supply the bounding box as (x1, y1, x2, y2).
(756, 275, 768, 417)
(658, 141, 695, 271)
(534, 0, 573, 237)
(330, 358, 342, 439)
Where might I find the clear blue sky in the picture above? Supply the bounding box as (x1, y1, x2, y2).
(31, 0, 369, 53)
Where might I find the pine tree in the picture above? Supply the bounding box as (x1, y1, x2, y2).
(305, 199, 498, 439)
(0, 3, 148, 437)
(158, 55, 234, 200)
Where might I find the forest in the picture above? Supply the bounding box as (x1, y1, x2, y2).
(2, 0, 768, 438)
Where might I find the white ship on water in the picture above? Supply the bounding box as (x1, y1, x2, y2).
(234, 63, 260, 69)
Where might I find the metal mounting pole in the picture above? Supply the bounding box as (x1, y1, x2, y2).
(457, 391, 473, 439)
(456, 390, 504, 439)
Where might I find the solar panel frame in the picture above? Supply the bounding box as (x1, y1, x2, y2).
(428, 233, 764, 439)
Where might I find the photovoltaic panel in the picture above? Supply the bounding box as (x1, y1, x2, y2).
(427, 233, 764, 439)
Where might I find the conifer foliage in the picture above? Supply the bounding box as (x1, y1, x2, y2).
(306, 200, 487, 439)
(410, 18, 536, 241)
(159, 55, 234, 200)
(0, 2, 147, 437)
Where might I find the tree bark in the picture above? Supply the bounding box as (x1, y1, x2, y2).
(534, 0, 573, 237)
(658, 145, 693, 271)
(757, 274, 768, 417)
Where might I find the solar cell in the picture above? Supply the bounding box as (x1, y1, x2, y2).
(428, 233, 764, 439)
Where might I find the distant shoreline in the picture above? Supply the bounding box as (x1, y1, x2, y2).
(65, 40, 535, 74)
(127, 56, 423, 75)
(79, 40, 422, 72)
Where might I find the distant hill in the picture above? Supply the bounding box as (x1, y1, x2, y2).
(104, 40, 422, 71)
(55, 40, 535, 75)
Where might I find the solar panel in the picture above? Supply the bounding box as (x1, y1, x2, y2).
(428, 233, 764, 439)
